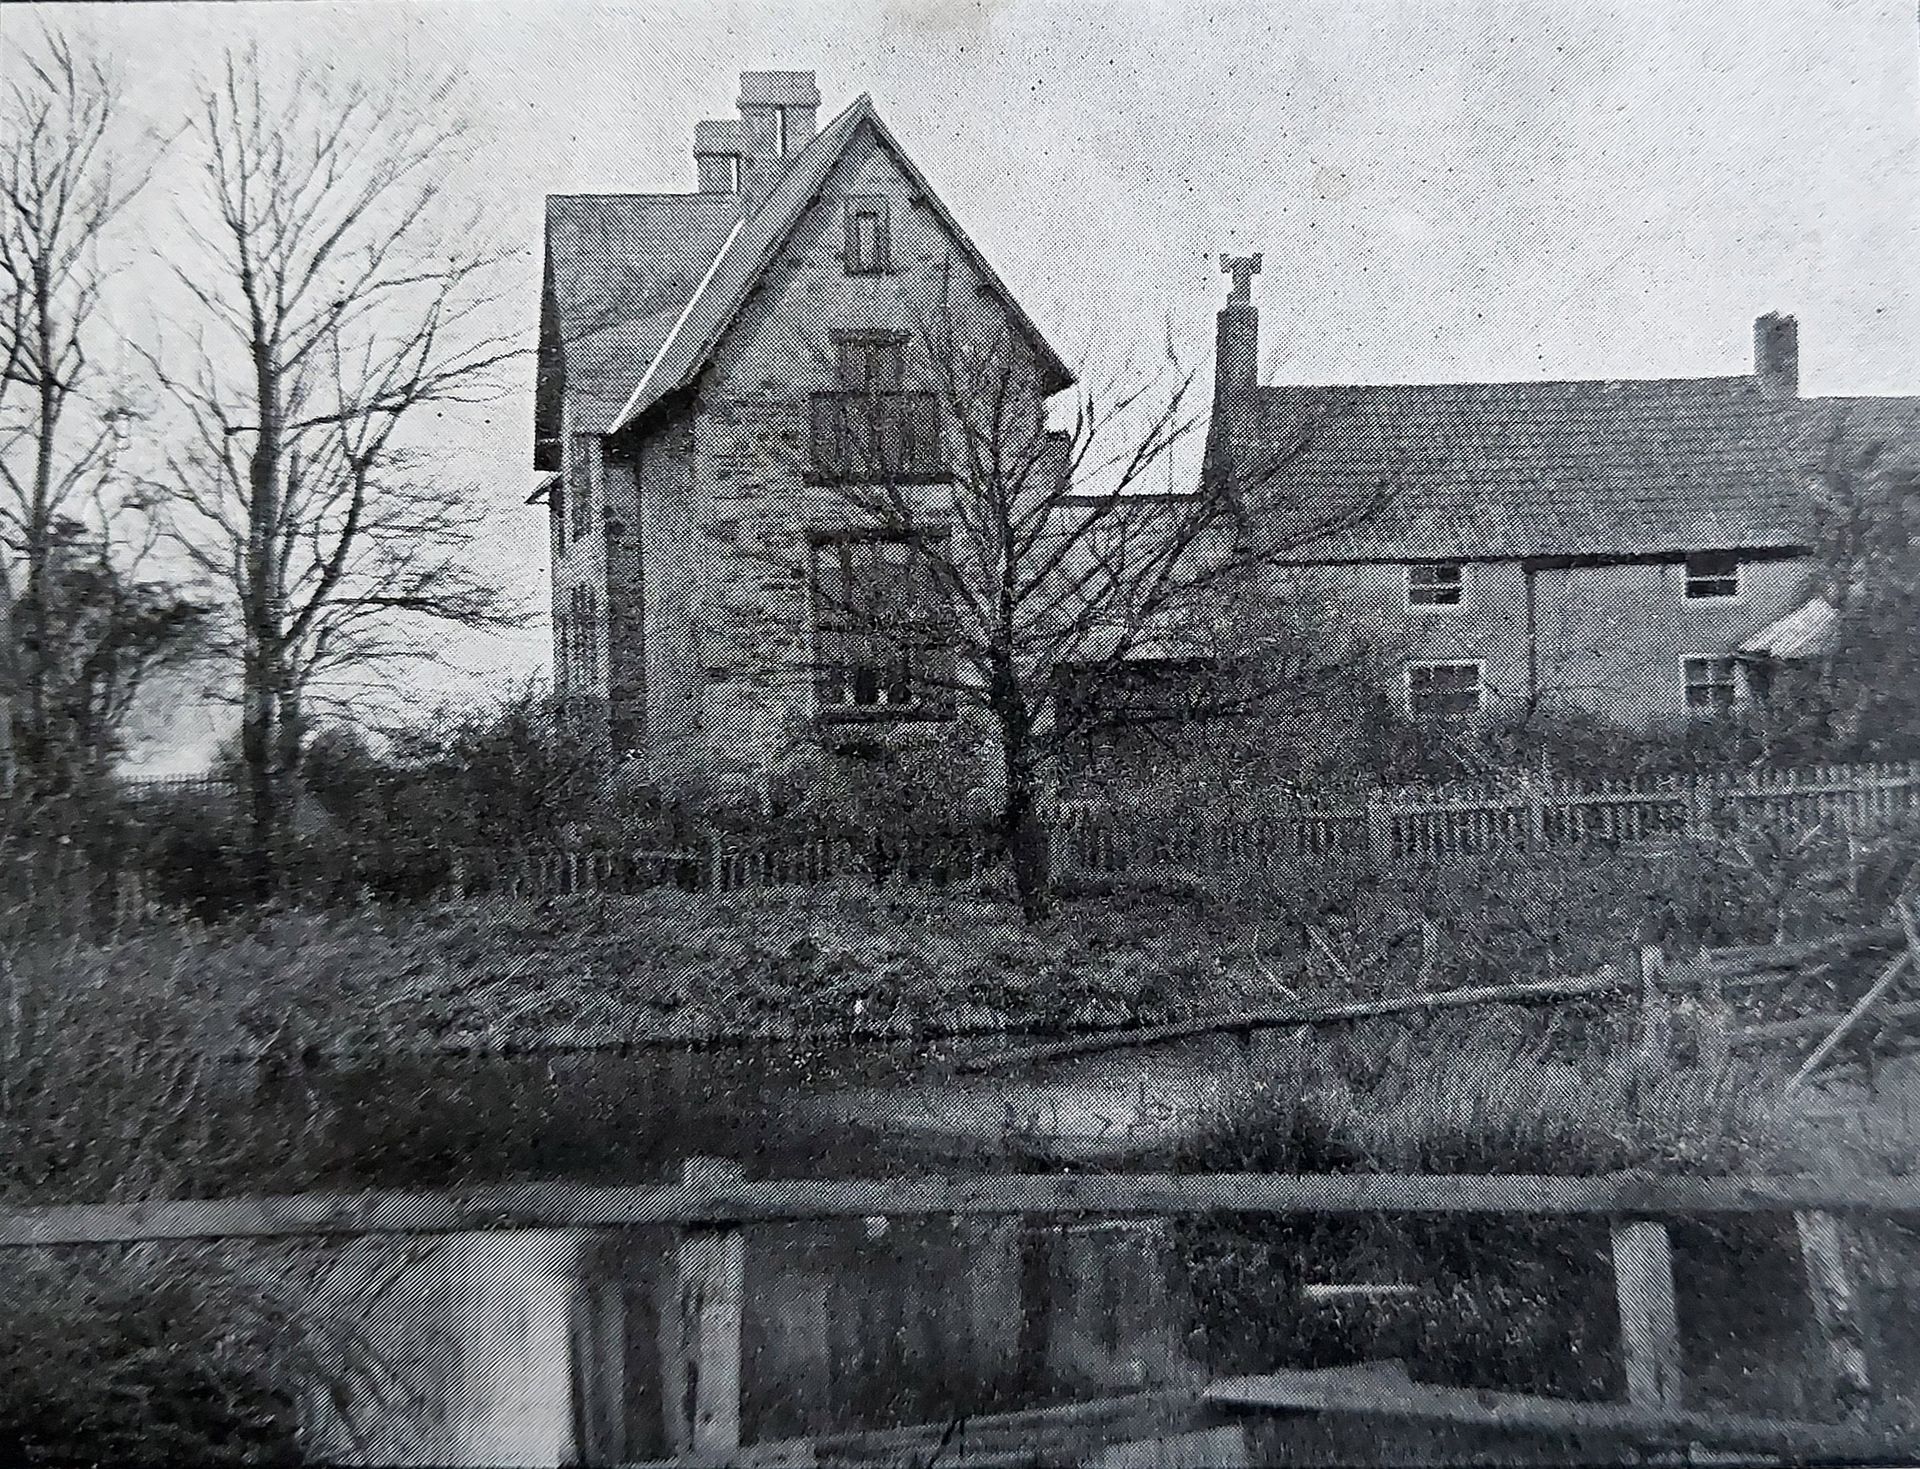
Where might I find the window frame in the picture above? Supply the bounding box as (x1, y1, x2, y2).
(1684, 551, 1742, 601)
(809, 529, 954, 723)
(1406, 561, 1465, 608)
(843, 195, 891, 276)
(1681, 654, 1739, 716)
(1405, 659, 1485, 720)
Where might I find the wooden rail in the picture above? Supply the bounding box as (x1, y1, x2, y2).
(2, 1161, 1903, 1460)
(7, 1169, 1920, 1249)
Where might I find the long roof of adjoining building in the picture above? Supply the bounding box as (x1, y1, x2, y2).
(1211, 376, 1920, 563)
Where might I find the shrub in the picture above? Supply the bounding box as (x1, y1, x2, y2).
(0, 1250, 301, 1467)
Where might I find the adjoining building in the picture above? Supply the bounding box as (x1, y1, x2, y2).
(1199, 263, 1920, 730)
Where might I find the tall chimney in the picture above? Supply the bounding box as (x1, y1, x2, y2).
(734, 72, 820, 203)
(694, 119, 745, 194)
(1754, 311, 1799, 399)
(1216, 253, 1264, 399)
(1205, 253, 1265, 511)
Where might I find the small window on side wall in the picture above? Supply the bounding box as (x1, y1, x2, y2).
(1685, 552, 1740, 599)
(1407, 660, 1482, 719)
(1408, 562, 1464, 606)
(844, 196, 890, 275)
(1683, 656, 1738, 715)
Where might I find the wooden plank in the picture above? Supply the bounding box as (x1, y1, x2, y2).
(1734, 996, 1920, 1048)
(1795, 1210, 1873, 1409)
(10, 1171, 1920, 1248)
(660, 1158, 746, 1459)
(1611, 1219, 1682, 1412)
(1205, 1363, 1900, 1458)
(1782, 903, 1917, 1096)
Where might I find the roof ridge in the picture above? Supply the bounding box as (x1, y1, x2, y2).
(1261, 373, 1761, 394)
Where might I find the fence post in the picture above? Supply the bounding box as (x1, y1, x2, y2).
(1794, 1210, 1873, 1410)
(1611, 1217, 1683, 1413)
(1366, 789, 1394, 870)
(659, 1156, 746, 1459)
(1527, 779, 1550, 851)
(1636, 941, 1671, 1070)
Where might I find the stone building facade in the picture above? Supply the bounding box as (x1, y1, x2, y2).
(536, 73, 1071, 794)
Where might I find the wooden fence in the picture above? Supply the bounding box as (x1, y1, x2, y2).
(1060, 759, 1920, 876)
(454, 760, 1920, 902)
(1, 1163, 1911, 1464)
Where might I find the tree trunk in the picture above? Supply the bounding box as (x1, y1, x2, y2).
(996, 699, 1052, 921)
(242, 329, 285, 897)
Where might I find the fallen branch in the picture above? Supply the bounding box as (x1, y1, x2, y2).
(1781, 902, 1917, 1098)
(957, 967, 1630, 1073)
(1734, 997, 1920, 1049)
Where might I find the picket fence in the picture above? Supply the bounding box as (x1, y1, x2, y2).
(450, 760, 1920, 901)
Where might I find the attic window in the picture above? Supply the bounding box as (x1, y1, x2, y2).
(1685, 552, 1740, 599)
(845, 197, 890, 275)
(1407, 562, 1464, 607)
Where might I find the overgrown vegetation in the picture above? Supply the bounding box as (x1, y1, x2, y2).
(0, 1250, 303, 1466)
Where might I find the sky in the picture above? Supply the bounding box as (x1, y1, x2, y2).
(10, 0, 1920, 770)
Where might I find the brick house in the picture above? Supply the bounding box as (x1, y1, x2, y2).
(1199, 262, 1920, 731)
(534, 72, 1071, 794)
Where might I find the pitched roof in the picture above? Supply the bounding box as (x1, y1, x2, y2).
(1739, 595, 1839, 660)
(542, 192, 741, 436)
(538, 94, 1073, 444)
(1219, 375, 1825, 562)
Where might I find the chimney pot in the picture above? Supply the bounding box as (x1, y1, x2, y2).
(1754, 312, 1799, 398)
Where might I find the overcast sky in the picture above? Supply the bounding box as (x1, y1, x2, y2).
(12, 0, 1920, 769)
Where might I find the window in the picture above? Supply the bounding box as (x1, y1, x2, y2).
(1683, 656, 1738, 715)
(1407, 562, 1464, 607)
(567, 585, 599, 686)
(551, 484, 567, 556)
(1406, 660, 1483, 719)
(844, 196, 890, 275)
(569, 440, 595, 544)
(1685, 552, 1740, 599)
(810, 334, 942, 482)
(812, 533, 950, 718)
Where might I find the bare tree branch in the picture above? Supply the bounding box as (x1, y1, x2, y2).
(146, 50, 531, 881)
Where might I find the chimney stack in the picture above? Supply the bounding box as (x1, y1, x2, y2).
(694, 119, 746, 194)
(732, 71, 820, 204)
(1216, 253, 1264, 399)
(1754, 312, 1799, 399)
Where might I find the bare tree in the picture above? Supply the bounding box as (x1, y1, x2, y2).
(751, 294, 1381, 917)
(0, 32, 168, 812)
(148, 53, 524, 881)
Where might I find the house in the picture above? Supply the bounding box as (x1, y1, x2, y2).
(534, 71, 1071, 794)
(1199, 258, 1920, 731)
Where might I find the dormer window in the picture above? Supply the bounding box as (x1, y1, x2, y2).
(845, 196, 890, 275)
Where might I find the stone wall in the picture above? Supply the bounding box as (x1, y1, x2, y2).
(634, 120, 1054, 793)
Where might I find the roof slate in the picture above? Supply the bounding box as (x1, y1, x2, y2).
(540, 93, 1073, 444)
(1225, 376, 1829, 562)
(544, 192, 741, 435)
